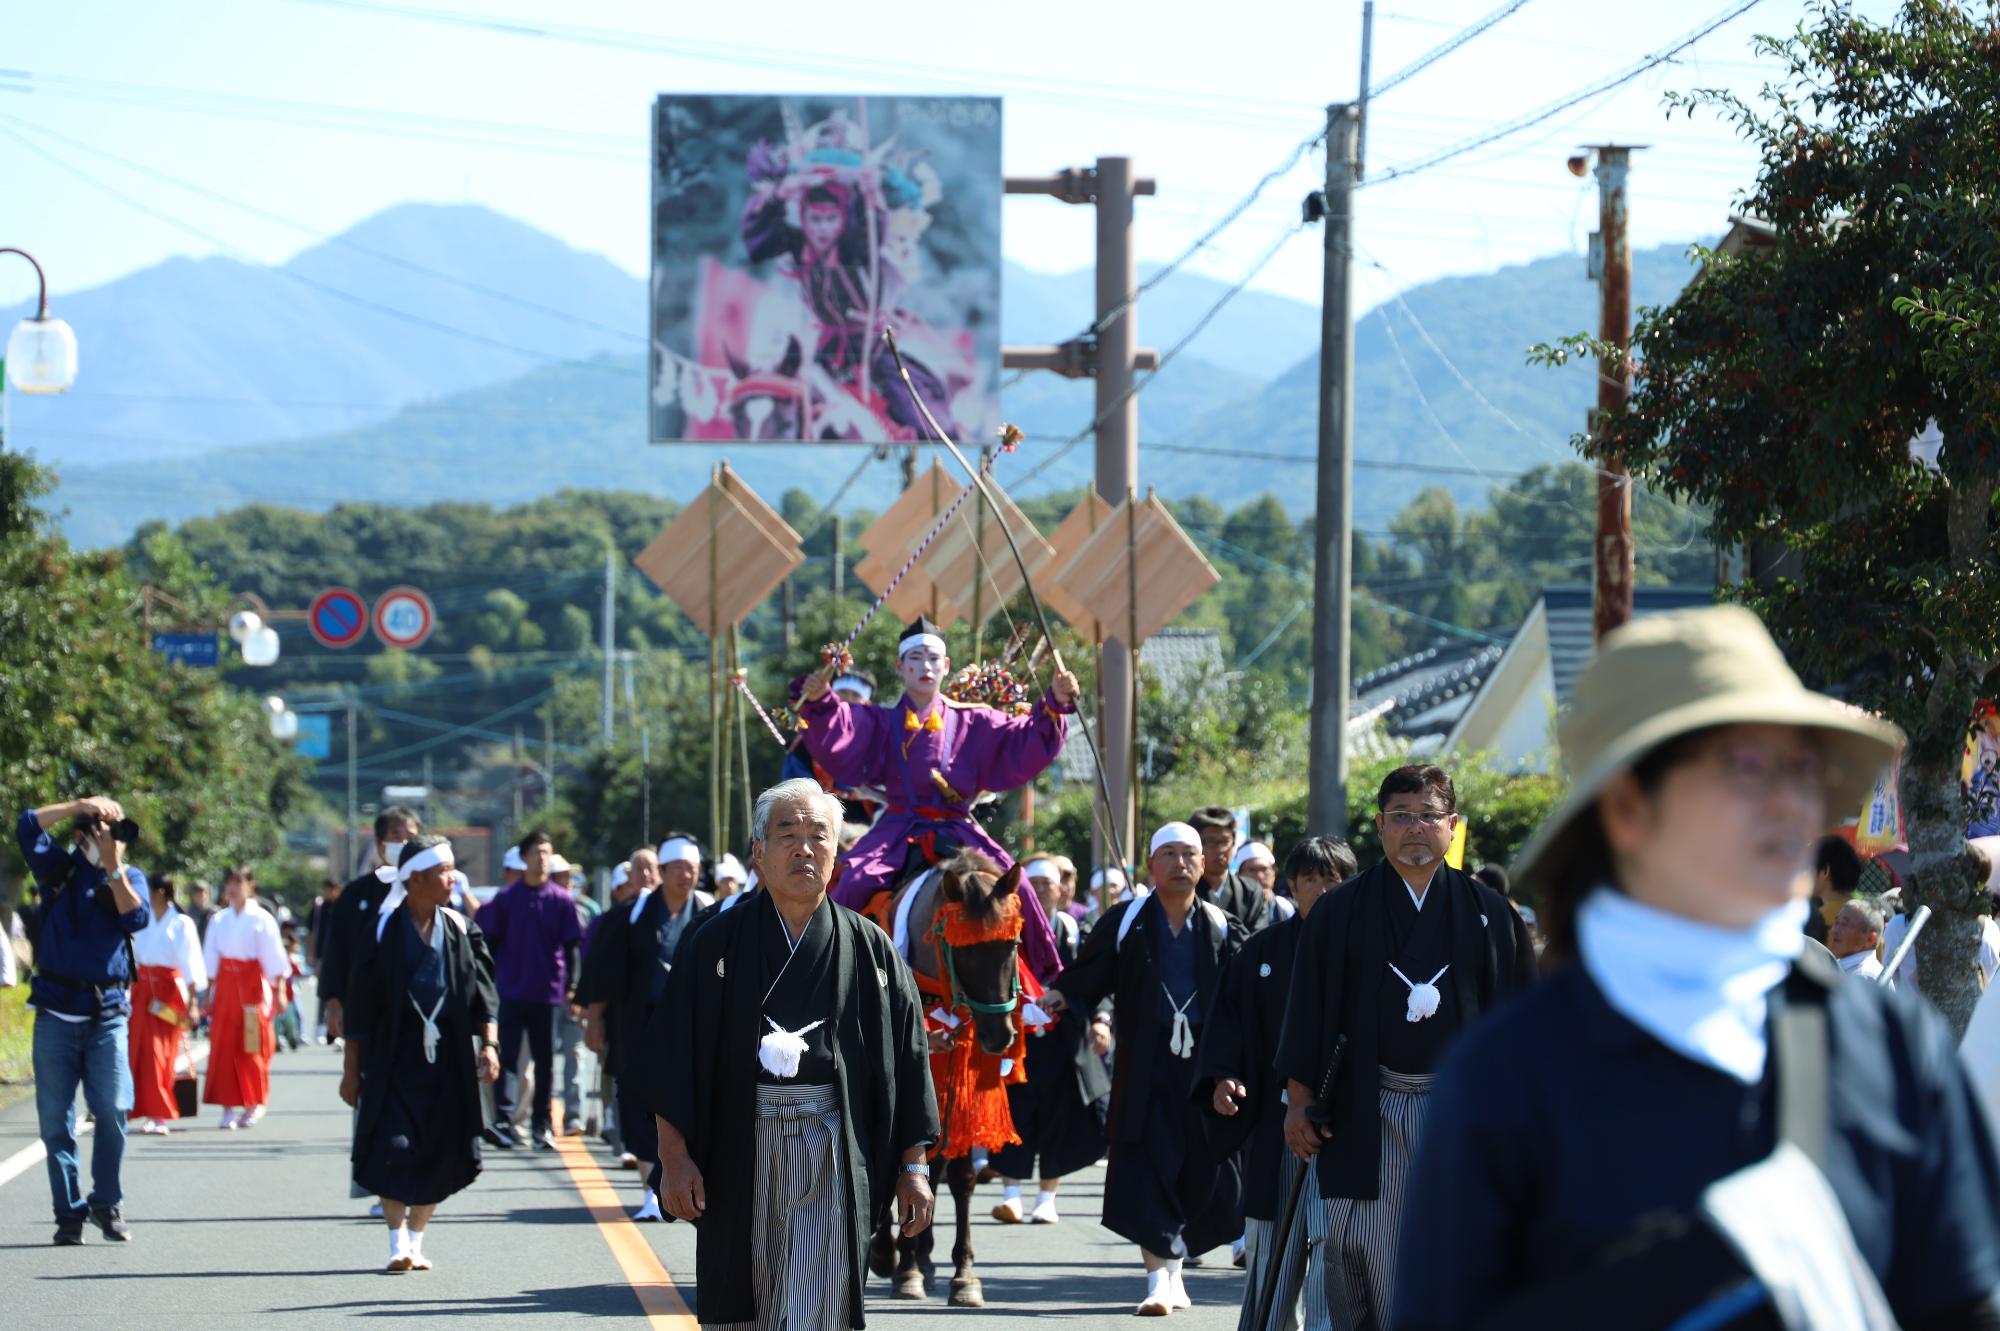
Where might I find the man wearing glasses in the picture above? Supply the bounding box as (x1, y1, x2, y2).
(1272, 765, 1537, 1329)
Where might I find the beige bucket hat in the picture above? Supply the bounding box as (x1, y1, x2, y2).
(1510, 605, 1903, 892)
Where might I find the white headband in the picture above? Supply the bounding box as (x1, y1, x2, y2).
(659, 837, 702, 866)
(611, 862, 630, 889)
(1149, 822, 1203, 857)
(1231, 841, 1275, 872)
(899, 632, 947, 660)
(1024, 859, 1061, 883)
(715, 853, 746, 882)
(375, 843, 455, 886)
(832, 675, 874, 701)
(501, 846, 526, 872)
(1090, 867, 1127, 891)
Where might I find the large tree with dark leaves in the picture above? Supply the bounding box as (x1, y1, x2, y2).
(1545, 0, 2000, 1034)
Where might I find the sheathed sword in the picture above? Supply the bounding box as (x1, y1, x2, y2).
(1250, 1032, 1348, 1331)
(1878, 904, 1931, 987)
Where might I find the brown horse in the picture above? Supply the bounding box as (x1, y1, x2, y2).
(869, 852, 1023, 1308)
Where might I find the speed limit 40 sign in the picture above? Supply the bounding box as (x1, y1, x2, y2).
(372, 586, 436, 650)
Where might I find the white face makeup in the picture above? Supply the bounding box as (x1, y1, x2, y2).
(898, 645, 949, 698)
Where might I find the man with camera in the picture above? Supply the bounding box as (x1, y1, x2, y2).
(16, 795, 151, 1246)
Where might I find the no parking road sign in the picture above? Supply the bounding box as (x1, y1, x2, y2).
(372, 586, 436, 650)
(307, 587, 369, 649)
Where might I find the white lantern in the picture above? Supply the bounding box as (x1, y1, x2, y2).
(265, 695, 286, 715)
(6, 315, 78, 394)
(242, 625, 280, 667)
(228, 609, 263, 644)
(269, 708, 299, 741)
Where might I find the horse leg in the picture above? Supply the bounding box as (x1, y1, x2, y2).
(868, 1218, 896, 1280)
(892, 1173, 933, 1301)
(947, 1155, 985, 1308)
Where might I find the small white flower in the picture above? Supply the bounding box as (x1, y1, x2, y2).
(1258, 962, 1272, 978)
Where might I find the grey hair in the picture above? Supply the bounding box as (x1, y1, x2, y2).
(1845, 896, 1887, 935)
(752, 778, 846, 844)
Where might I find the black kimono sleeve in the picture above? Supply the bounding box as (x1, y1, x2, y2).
(1190, 941, 1257, 1154)
(882, 933, 940, 1155)
(342, 939, 386, 1048)
(464, 918, 498, 1028)
(1055, 900, 1127, 1012)
(1273, 889, 1338, 1092)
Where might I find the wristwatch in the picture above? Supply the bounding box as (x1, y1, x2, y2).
(480, 1039, 500, 1051)
(901, 1161, 930, 1175)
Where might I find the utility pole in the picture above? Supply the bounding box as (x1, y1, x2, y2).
(781, 577, 797, 650)
(513, 723, 525, 827)
(600, 548, 616, 745)
(542, 712, 555, 812)
(641, 723, 652, 845)
(345, 700, 359, 875)
(1308, 104, 1361, 839)
(1588, 145, 1639, 641)
(422, 754, 434, 827)
(830, 515, 845, 599)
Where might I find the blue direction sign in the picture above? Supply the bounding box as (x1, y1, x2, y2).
(295, 713, 332, 760)
(151, 632, 220, 668)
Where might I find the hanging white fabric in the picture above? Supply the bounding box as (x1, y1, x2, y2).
(1161, 983, 1197, 1058)
(411, 988, 447, 1063)
(758, 907, 828, 1080)
(1389, 963, 1449, 1023)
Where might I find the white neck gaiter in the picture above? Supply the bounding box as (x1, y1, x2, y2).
(1577, 887, 1807, 1085)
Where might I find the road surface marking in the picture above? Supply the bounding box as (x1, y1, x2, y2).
(554, 1133, 697, 1328)
(0, 1038, 208, 1189)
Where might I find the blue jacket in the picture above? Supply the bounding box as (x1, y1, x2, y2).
(16, 810, 150, 1018)
(1393, 950, 2000, 1329)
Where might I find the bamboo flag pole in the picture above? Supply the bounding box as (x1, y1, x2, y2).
(1127, 486, 1142, 843)
(732, 625, 753, 844)
(880, 327, 1132, 878)
(707, 466, 721, 857)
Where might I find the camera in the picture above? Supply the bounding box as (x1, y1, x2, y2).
(77, 814, 141, 844)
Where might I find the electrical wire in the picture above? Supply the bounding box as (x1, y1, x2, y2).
(1366, 0, 1769, 188)
(1369, 0, 1538, 99)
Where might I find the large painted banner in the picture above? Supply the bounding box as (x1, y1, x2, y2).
(649, 94, 1003, 446)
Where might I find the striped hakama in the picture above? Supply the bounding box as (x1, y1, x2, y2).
(1321, 1068, 1433, 1330)
(713, 1082, 849, 1331)
(1240, 1148, 1333, 1331)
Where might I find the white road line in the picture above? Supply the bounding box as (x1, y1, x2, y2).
(0, 1038, 209, 1190)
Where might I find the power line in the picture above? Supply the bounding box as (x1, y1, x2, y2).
(1367, 0, 1769, 188)
(1369, 0, 1538, 99)
(1010, 222, 1309, 487)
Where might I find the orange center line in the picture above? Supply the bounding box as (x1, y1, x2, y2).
(553, 1134, 698, 1328)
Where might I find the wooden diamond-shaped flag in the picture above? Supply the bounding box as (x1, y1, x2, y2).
(1052, 492, 1220, 647)
(633, 469, 803, 633)
(1039, 493, 1115, 638)
(919, 475, 1055, 625)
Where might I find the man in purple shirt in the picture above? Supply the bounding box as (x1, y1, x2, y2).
(475, 831, 583, 1151)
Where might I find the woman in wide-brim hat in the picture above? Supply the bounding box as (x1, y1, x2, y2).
(1390, 606, 2000, 1331)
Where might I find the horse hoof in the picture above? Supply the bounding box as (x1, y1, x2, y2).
(868, 1234, 896, 1279)
(949, 1278, 985, 1308)
(894, 1273, 928, 1301)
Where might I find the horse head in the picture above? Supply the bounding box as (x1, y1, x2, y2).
(936, 852, 1023, 1058)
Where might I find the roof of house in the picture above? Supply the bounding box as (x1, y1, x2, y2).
(1052, 628, 1226, 783)
(1542, 585, 1718, 706)
(1354, 640, 1507, 739)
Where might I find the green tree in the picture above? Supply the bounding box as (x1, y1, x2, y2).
(1538, 0, 2000, 1032)
(0, 455, 307, 889)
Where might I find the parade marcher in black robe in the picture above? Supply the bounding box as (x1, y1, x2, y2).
(1191, 805, 1272, 934)
(1394, 607, 2000, 1331)
(645, 779, 937, 1329)
(1045, 821, 1244, 1316)
(341, 836, 500, 1274)
(1195, 837, 1357, 1331)
(597, 837, 711, 1221)
(1275, 767, 1536, 1330)
(990, 858, 1109, 1224)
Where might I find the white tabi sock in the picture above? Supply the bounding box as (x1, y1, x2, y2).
(1001, 1183, 1022, 1204)
(409, 1230, 424, 1256)
(1035, 1189, 1057, 1210)
(389, 1226, 411, 1259)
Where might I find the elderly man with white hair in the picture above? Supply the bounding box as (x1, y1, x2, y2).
(1041, 822, 1245, 1316)
(645, 778, 938, 1330)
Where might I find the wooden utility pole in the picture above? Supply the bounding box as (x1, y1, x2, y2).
(1308, 104, 1361, 839)
(1588, 145, 1640, 641)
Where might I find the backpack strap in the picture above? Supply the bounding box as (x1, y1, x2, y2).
(1772, 951, 1834, 1166)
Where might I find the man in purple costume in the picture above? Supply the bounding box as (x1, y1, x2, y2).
(798, 617, 1076, 982)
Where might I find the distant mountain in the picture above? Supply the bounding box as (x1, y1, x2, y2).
(5, 203, 644, 465)
(25, 200, 1708, 546)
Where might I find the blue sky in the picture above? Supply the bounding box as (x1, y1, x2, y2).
(1, 0, 1894, 320)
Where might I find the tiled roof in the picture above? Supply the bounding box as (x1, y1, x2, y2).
(1353, 640, 1506, 740)
(1052, 628, 1226, 783)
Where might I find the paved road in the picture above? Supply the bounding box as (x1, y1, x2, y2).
(0, 1041, 1250, 1327)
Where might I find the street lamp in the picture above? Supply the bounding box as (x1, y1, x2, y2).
(2, 247, 77, 455)
(230, 609, 281, 667)
(266, 696, 300, 741)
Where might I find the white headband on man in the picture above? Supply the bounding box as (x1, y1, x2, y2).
(898, 632, 947, 660)
(832, 675, 874, 701)
(715, 852, 746, 883)
(375, 843, 455, 886)
(1231, 841, 1275, 872)
(611, 862, 630, 889)
(502, 846, 526, 872)
(1024, 859, 1061, 884)
(1149, 822, 1203, 856)
(658, 837, 702, 866)
(1090, 867, 1127, 891)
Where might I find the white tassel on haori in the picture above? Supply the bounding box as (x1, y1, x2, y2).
(1161, 983, 1198, 1058)
(758, 1018, 825, 1080)
(1390, 964, 1450, 1023)
(1021, 1000, 1053, 1029)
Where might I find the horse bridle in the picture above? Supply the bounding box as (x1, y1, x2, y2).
(931, 921, 1020, 1018)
